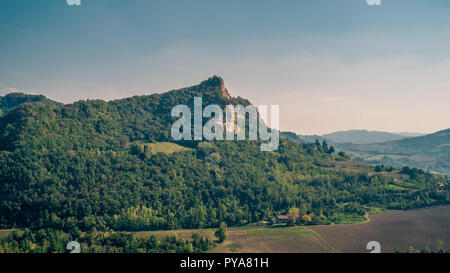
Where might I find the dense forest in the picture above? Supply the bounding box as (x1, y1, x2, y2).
(0, 92, 60, 117)
(0, 76, 448, 252)
(0, 228, 215, 253)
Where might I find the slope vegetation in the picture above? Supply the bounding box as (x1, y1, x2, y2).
(0, 77, 447, 236)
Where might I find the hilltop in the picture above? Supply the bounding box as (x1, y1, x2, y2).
(0, 92, 60, 116)
(0, 76, 447, 236)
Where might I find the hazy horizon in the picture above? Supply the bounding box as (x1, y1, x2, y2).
(1, 0, 450, 135)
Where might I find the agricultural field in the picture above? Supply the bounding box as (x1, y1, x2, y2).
(2, 206, 449, 253)
(137, 224, 338, 253)
(137, 206, 450, 253)
(210, 225, 340, 253)
(311, 205, 450, 253)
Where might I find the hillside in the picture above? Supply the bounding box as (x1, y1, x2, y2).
(280, 131, 305, 143)
(0, 77, 448, 251)
(337, 129, 450, 175)
(297, 134, 328, 144)
(322, 130, 410, 144)
(0, 92, 60, 116)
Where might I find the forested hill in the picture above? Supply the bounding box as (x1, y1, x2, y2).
(0, 92, 60, 116)
(0, 76, 249, 151)
(0, 76, 448, 233)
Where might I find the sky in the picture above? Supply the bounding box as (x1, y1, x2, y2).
(1, 0, 450, 135)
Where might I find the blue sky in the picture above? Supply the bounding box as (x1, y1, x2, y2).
(1, 0, 450, 134)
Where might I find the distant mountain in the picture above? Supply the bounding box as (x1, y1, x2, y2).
(395, 132, 428, 138)
(298, 134, 328, 144)
(0, 92, 60, 116)
(279, 131, 305, 143)
(322, 130, 409, 144)
(283, 130, 420, 146)
(281, 129, 449, 174)
(337, 129, 450, 175)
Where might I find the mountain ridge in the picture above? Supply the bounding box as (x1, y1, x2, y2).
(0, 77, 447, 233)
(322, 130, 411, 144)
(0, 92, 60, 116)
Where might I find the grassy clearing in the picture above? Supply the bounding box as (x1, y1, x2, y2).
(365, 207, 388, 215)
(331, 213, 368, 225)
(131, 142, 193, 155)
(147, 142, 192, 154)
(386, 183, 409, 191)
(134, 225, 340, 253)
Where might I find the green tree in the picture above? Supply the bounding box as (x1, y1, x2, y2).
(322, 140, 329, 151)
(215, 222, 227, 243)
(327, 146, 335, 154)
(287, 207, 300, 226)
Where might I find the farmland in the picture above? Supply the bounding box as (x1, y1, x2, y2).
(210, 225, 339, 253)
(136, 205, 450, 253)
(311, 205, 450, 253)
(1, 206, 449, 253)
(136, 224, 338, 253)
